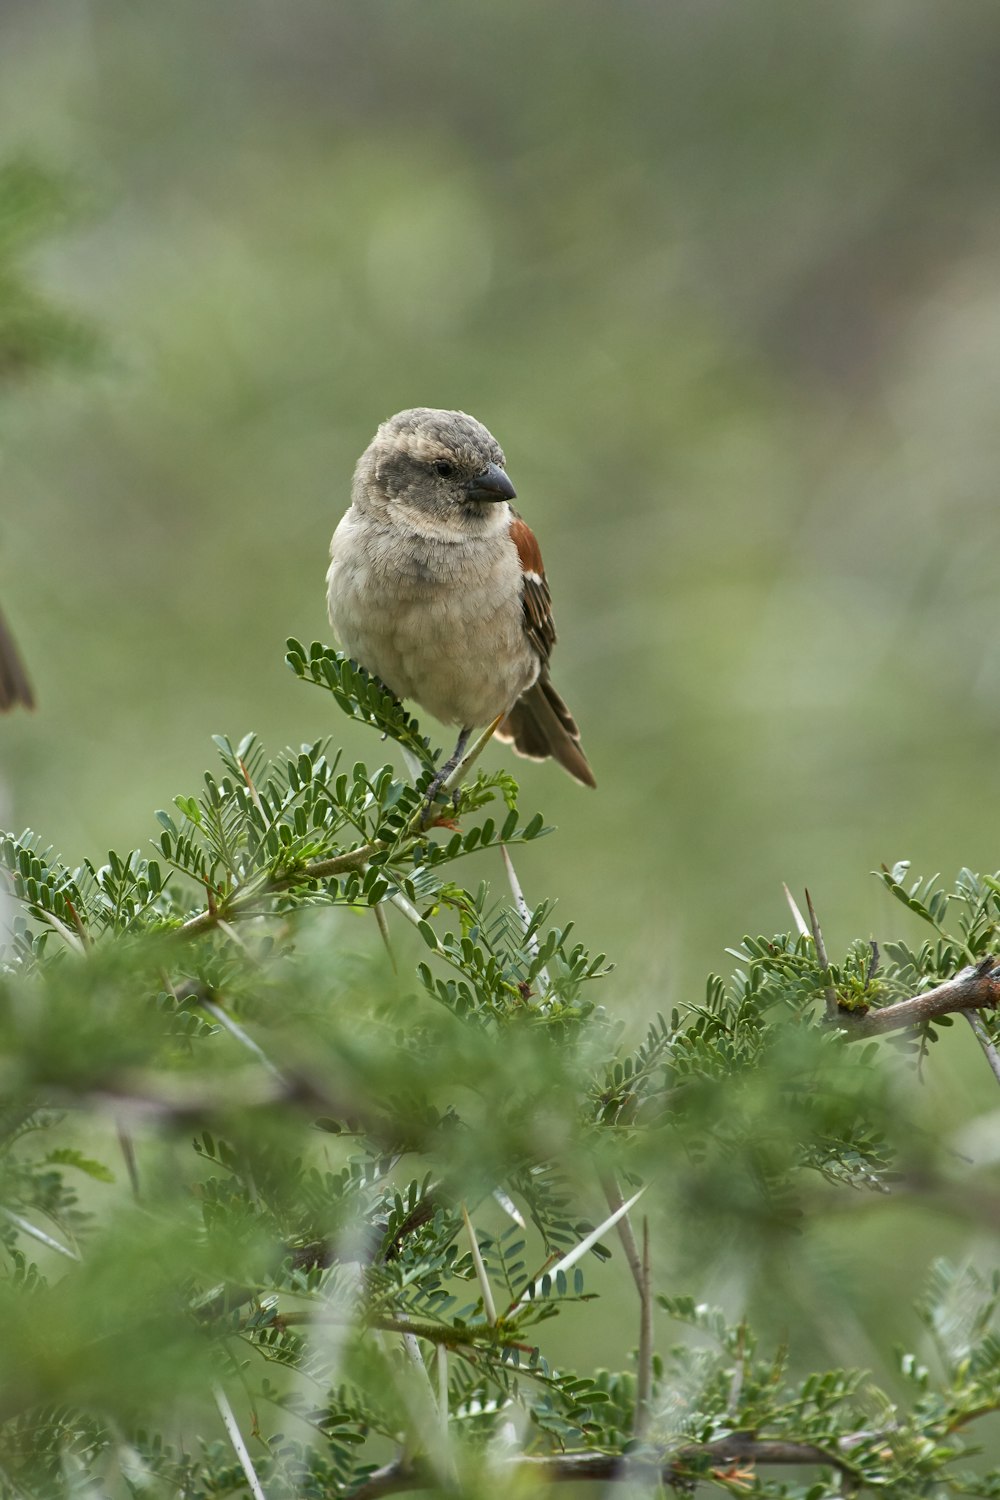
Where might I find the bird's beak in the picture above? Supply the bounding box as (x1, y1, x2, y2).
(465, 462, 516, 503)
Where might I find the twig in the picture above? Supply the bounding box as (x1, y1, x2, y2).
(396, 1332, 456, 1486)
(834, 958, 1000, 1039)
(400, 1333, 438, 1405)
(383, 883, 528, 1001)
(90, 1063, 405, 1153)
(37, 908, 86, 956)
(198, 998, 286, 1084)
(501, 843, 549, 997)
(238, 758, 267, 821)
(175, 714, 505, 943)
(962, 1009, 1000, 1086)
(297, 846, 378, 880)
(727, 1323, 746, 1417)
(48, 959, 1000, 1159)
(0, 1206, 80, 1261)
(264, 1309, 531, 1350)
(804, 1171, 1000, 1228)
(216, 918, 254, 957)
(347, 1432, 860, 1499)
(866, 941, 880, 986)
(387, 889, 423, 925)
(782, 884, 810, 940)
(436, 1344, 449, 1445)
(635, 1215, 653, 1440)
(805, 887, 838, 1019)
(213, 1386, 268, 1500)
(600, 1174, 644, 1299)
(372, 902, 397, 972)
(517, 1185, 645, 1307)
(179, 846, 375, 936)
(599, 1177, 654, 1437)
(491, 1187, 525, 1228)
(63, 897, 90, 948)
(413, 714, 504, 833)
(116, 1117, 141, 1200)
(461, 1203, 497, 1324)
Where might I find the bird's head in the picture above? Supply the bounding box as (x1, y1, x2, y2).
(352, 408, 517, 538)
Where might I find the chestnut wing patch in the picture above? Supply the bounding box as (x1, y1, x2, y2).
(510, 515, 556, 664)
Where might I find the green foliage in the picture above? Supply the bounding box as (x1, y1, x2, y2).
(286, 640, 436, 776)
(2, 654, 1000, 1496)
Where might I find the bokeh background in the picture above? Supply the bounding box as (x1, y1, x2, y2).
(3, 0, 1000, 1411)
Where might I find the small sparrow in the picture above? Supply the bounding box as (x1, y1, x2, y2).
(327, 408, 595, 794)
(0, 606, 33, 712)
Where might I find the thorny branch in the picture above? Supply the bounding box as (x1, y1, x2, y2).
(179, 717, 502, 939)
(805, 886, 838, 1020)
(600, 1174, 652, 1438)
(179, 844, 375, 936)
(348, 1431, 865, 1498)
(832, 957, 1000, 1039)
(262, 1308, 531, 1352)
(962, 1007, 1000, 1086)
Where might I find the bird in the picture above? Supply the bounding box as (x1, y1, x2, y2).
(326, 408, 595, 802)
(0, 605, 33, 712)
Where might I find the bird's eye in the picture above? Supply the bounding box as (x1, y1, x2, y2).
(434, 460, 456, 478)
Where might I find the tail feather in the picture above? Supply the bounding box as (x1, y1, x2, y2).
(0, 609, 33, 712)
(497, 672, 595, 788)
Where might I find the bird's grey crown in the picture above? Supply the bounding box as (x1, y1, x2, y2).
(377, 407, 506, 473)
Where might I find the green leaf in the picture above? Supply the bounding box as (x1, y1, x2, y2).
(417, 920, 438, 950)
(44, 1149, 115, 1183)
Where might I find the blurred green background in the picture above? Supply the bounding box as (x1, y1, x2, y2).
(3, 0, 1000, 1395)
(5, 0, 1000, 982)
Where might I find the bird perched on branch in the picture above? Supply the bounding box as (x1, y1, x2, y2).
(0, 606, 33, 712)
(327, 407, 595, 795)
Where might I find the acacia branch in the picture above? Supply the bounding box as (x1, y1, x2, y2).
(805, 887, 838, 1019)
(834, 958, 1000, 1039)
(348, 1432, 859, 1498)
(600, 1174, 652, 1438)
(179, 845, 376, 936)
(962, 1008, 1000, 1086)
(176, 716, 506, 941)
(636, 1216, 653, 1439)
(600, 1174, 644, 1298)
(264, 1308, 528, 1351)
(347, 1398, 1000, 1497)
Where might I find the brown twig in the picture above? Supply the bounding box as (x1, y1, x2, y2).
(600, 1174, 652, 1439)
(347, 1433, 859, 1498)
(180, 715, 504, 941)
(179, 846, 376, 936)
(600, 1174, 644, 1299)
(116, 1117, 141, 1199)
(91, 1064, 407, 1154)
(635, 1215, 653, 1440)
(373, 902, 397, 972)
(833, 958, 1000, 1039)
(266, 1308, 532, 1351)
(805, 887, 838, 1019)
(962, 1008, 1000, 1086)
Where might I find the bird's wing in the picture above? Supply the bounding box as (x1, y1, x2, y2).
(509, 514, 556, 665)
(0, 607, 34, 711)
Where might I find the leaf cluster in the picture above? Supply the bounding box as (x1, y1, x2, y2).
(1, 652, 1000, 1495)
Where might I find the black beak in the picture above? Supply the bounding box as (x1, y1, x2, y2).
(465, 461, 516, 503)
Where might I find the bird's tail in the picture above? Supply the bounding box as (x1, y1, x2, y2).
(0, 608, 34, 712)
(497, 671, 595, 788)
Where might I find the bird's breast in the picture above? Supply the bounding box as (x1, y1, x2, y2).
(327, 515, 538, 727)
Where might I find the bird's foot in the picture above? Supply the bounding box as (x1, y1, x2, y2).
(420, 728, 472, 828)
